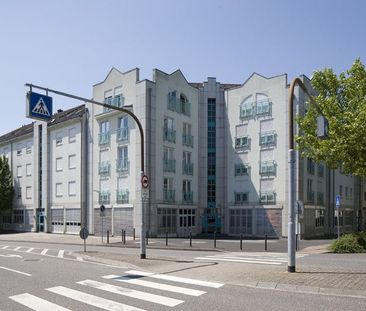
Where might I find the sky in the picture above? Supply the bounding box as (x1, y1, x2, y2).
(0, 0, 365, 134)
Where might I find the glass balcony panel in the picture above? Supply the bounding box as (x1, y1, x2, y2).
(183, 191, 193, 203)
(99, 132, 110, 145)
(99, 161, 110, 175)
(116, 128, 129, 142)
(163, 128, 176, 143)
(116, 158, 130, 173)
(163, 189, 175, 202)
(163, 158, 176, 172)
(116, 190, 129, 204)
(99, 191, 110, 204)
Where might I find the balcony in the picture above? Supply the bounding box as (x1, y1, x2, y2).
(183, 191, 193, 203)
(256, 99, 271, 116)
(182, 162, 193, 175)
(259, 161, 276, 176)
(103, 95, 125, 113)
(116, 189, 129, 204)
(99, 161, 110, 175)
(99, 191, 110, 204)
(235, 136, 250, 151)
(163, 128, 176, 143)
(163, 189, 175, 203)
(182, 134, 194, 147)
(99, 132, 110, 146)
(259, 191, 276, 204)
(163, 158, 176, 173)
(240, 103, 254, 119)
(116, 158, 129, 174)
(259, 131, 276, 147)
(235, 164, 249, 176)
(116, 127, 129, 143)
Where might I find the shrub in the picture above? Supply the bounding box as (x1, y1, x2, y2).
(330, 233, 364, 253)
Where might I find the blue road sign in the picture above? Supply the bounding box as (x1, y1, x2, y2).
(26, 92, 53, 121)
(335, 195, 341, 208)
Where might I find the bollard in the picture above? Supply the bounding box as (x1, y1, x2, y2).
(189, 231, 192, 247)
(123, 229, 126, 245)
(214, 230, 217, 248)
(166, 231, 168, 246)
(107, 230, 109, 244)
(121, 230, 124, 244)
(295, 234, 298, 251)
(133, 228, 135, 240)
(265, 234, 268, 251)
(146, 231, 149, 245)
(240, 234, 243, 250)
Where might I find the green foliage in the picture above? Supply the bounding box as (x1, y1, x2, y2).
(330, 233, 364, 253)
(0, 156, 13, 212)
(296, 58, 366, 177)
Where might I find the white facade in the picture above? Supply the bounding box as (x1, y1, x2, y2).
(0, 67, 362, 238)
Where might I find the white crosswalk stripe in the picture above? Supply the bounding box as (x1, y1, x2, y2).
(195, 252, 307, 265)
(9, 271, 225, 310)
(103, 274, 206, 296)
(47, 286, 146, 311)
(10, 293, 71, 311)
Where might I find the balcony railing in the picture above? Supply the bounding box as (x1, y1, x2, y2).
(163, 158, 176, 172)
(116, 158, 130, 174)
(116, 128, 129, 142)
(99, 132, 110, 145)
(167, 97, 191, 116)
(256, 99, 271, 116)
(182, 162, 193, 175)
(307, 191, 315, 203)
(259, 191, 276, 204)
(116, 190, 129, 204)
(183, 191, 193, 203)
(99, 191, 110, 204)
(235, 136, 250, 151)
(163, 189, 175, 203)
(259, 161, 276, 176)
(103, 95, 125, 112)
(163, 128, 176, 143)
(182, 134, 194, 147)
(259, 131, 276, 147)
(99, 161, 110, 175)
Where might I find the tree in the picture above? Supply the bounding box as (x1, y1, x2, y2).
(0, 156, 13, 212)
(296, 58, 366, 177)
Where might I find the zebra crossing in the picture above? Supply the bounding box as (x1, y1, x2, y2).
(9, 270, 224, 310)
(0, 244, 84, 262)
(194, 252, 307, 265)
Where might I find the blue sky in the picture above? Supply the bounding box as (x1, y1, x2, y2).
(0, 0, 365, 134)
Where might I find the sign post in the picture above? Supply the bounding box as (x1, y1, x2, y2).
(79, 227, 89, 252)
(100, 205, 105, 243)
(336, 195, 341, 240)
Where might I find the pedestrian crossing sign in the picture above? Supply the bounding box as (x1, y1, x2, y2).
(26, 91, 53, 121)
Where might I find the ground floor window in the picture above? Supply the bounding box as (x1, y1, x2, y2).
(1, 214, 12, 224)
(179, 208, 196, 227)
(315, 209, 325, 227)
(51, 209, 64, 229)
(13, 210, 24, 224)
(229, 209, 253, 235)
(157, 208, 177, 234)
(345, 211, 353, 226)
(334, 210, 344, 226)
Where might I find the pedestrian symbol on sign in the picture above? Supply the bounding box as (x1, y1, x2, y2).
(32, 97, 51, 117)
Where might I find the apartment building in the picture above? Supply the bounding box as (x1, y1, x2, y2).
(0, 67, 362, 238)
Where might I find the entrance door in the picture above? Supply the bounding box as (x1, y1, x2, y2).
(36, 209, 45, 232)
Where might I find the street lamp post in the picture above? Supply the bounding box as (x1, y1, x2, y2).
(287, 78, 324, 272)
(25, 83, 148, 259)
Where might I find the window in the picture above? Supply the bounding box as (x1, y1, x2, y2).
(350, 188, 353, 200)
(182, 151, 193, 175)
(13, 210, 24, 224)
(315, 210, 325, 227)
(163, 147, 175, 173)
(259, 131, 276, 147)
(17, 144, 22, 156)
(240, 102, 254, 119)
(117, 178, 129, 204)
(256, 98, 271, 115)
(307, 158, 315, 175)
(259, 191, 275, 204)
(182, 180, 193, 203)
(17, 165, 22, 177)
(183, 123, 193, 147)
(56, 131, 63, 146)
(163, 117, 175, 143)
(56, 183, 63, 197)
(234, 192, 249, 204)
(117, 116, 129, 142)
(56, 157, 63, 171)
(235, 164, 249, 176)
(69, 127, 76, 143)
(317, 192, 324, 205)
(229, 209, 253, 235)
(99, 179, 110, 204)
(68, 181, 76, 196)
(17, 187, 22, 198)
(26, 186, 32, 199)
(259, 161, 276, 176)
(26, 141, 32, 154)
(163, 178, 175, 202)
(180, 94, 191, 116)
(345, 187, 349, 200)
(317, 164, 324, 178)
(26, 163, 32, 176)
(117, 146, 129, 173)
(339, 185, 343, 198)
(307, 179, 314, 203)
(68, 154, 76, 169)
(235, 136, 250, 150)
(157, 208, 177, 234)
(99, 121, 110, 145)
(179, 208, 196, 227)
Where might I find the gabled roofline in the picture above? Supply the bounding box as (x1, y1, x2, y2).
(228, 72, 288, 91)
(93, 67, 140, 87)
(153, 68, 197, 91)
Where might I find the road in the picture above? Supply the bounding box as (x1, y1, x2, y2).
(1, 241, 366, 310)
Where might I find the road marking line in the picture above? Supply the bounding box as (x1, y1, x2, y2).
(26, 248, 35, 253)
(203, 256, 287, 263)
(13, 246, 21, 251)
(10, 293, 70, 311)
(0, 266, 31, 276)
(124, 270, 224, 288)
(57, 250, 64, 258)
(47, 286, 146, 311)
(76, 257, 83, 261)
(103, 275, 206, 296)
(1, 246, 9, 249)
(77, 279, 184, 307)
(194, 257, 282, 265)
(41, 249, 48, 255)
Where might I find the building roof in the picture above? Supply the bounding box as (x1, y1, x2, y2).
(189, 82, 241, 90)
(0, 104, 86, 145)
